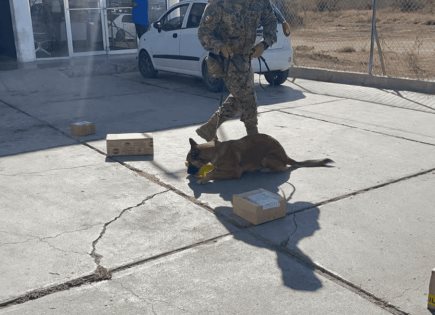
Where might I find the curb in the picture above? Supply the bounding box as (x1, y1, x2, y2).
(289, 66, 435, 94)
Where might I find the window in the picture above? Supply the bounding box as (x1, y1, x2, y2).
(29, 0, 68, 58)
(186, 3, 206, 28)
(68, 0, 100, 9)
(160, 4, 189, 31)
(122, 14, 133, 23)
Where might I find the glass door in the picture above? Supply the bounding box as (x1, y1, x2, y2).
(66, 0, 105, 55)
(29, 0, 69, 58)
(106, 0, 137, 53)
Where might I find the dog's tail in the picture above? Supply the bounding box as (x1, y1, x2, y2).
(287, 157, 334, 168)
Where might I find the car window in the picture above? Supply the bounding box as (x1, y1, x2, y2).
(160, 4, 189, 31)
(186, 3, 206, 29)
(122, 14, 133, 23)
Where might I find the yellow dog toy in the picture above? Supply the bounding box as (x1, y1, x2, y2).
(197, 163, 214, 178)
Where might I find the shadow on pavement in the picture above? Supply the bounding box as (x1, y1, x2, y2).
(0, 63, 306, 158)
(256, 83, 306, 106)
(187, 170, 322, 292)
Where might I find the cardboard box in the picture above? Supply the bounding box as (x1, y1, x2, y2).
(70, 121, 96, 137)
(429, 268, 435, 310)
(232, 188, 286, 225)
(106, 133, 153, 156)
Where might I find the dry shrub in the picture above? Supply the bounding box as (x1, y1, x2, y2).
(295, 45, 315, 51)
(310, 52, 340, 62)
(337, 46, 356, 53)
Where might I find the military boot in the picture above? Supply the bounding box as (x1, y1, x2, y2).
(196, 112, 222, 142)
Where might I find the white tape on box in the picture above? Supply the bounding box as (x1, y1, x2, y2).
(247, 191, 280, 210)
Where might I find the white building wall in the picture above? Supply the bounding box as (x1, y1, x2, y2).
(167, 0, 179, 8)
(9, 0, 36, 63)
(8, 0, 173, 64)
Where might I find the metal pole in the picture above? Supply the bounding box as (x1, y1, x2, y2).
(368, 0, 377, 75)
(374, 27, 386, 75)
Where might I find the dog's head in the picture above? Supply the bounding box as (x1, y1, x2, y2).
(185, 138, 213, 175)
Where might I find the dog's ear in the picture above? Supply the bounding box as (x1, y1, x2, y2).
(189, 138, 198, 147)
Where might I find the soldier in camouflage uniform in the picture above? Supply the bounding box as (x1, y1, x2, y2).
(196, 0, 277, 141)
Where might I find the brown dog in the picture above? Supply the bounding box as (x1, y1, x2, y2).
(186, 134, 333, 184)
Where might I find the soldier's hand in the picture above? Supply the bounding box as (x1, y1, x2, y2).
(220, 46, 233, 59)
(282, 21, 291, 37)
(251, 42, 267, 59)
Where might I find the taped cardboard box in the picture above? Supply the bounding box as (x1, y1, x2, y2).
(106, 133, 153, 157)
(429, 268, 435, 311)
(232, 188, 286, 225)
(70, 121, 95, 137)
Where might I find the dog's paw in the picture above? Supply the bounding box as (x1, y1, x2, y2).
(196, 178, 208, 185)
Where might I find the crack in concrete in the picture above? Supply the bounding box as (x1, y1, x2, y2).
(89, 190, 169, 267)
(0, 224, 101, 248)
(1, 166, 414, 314)
(74, 151, 435, 315)
(259, 98, 342, 115)
(0, 238, 36, 247)
(283, 107, 435, 140)
(244, 230, 409, 315)
(0, 99, 82, 146)
(0, 270, 112, 309)
(290, 168, 435, 216)
(40, 224, 103, 241)
(95, 157, 249, 230)
(109, 234, 230, 274)
(279, 110, 435, 147)
(40, 239, 88, 257)
(1, 78, 430, 314)
(45, 110, 432, 315)
(0, 164, 101, 177)
(0, 233, 230, 310)
(288, 80, 435, 115)
(0, 230, 40, 247)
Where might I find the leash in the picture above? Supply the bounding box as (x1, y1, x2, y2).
(255, 55, 271, 89)
(279, 181, 298, 247)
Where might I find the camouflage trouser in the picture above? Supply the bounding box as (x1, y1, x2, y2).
(217, 55, 257, 128)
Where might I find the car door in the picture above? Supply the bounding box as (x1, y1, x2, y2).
(178, 2, 207, 75)
(150, 3, 189, 71)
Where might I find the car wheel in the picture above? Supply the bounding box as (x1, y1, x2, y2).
(115, 29, 125, 41)
(264, 70, 289, 86)
(202, 61, 224, 92)
(138, 50, 157, 78)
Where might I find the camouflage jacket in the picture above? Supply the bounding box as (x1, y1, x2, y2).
(198, 0, 277, 57)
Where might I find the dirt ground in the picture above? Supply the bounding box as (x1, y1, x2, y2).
(290, 9, 435, 81)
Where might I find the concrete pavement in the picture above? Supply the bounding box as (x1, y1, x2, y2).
(1, 55, 435, 314)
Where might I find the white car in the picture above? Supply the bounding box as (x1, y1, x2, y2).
(109, 13, 136, 41)
(137, 0, 293, 91)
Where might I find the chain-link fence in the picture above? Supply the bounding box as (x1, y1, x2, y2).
(274, 0, 435, 81)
